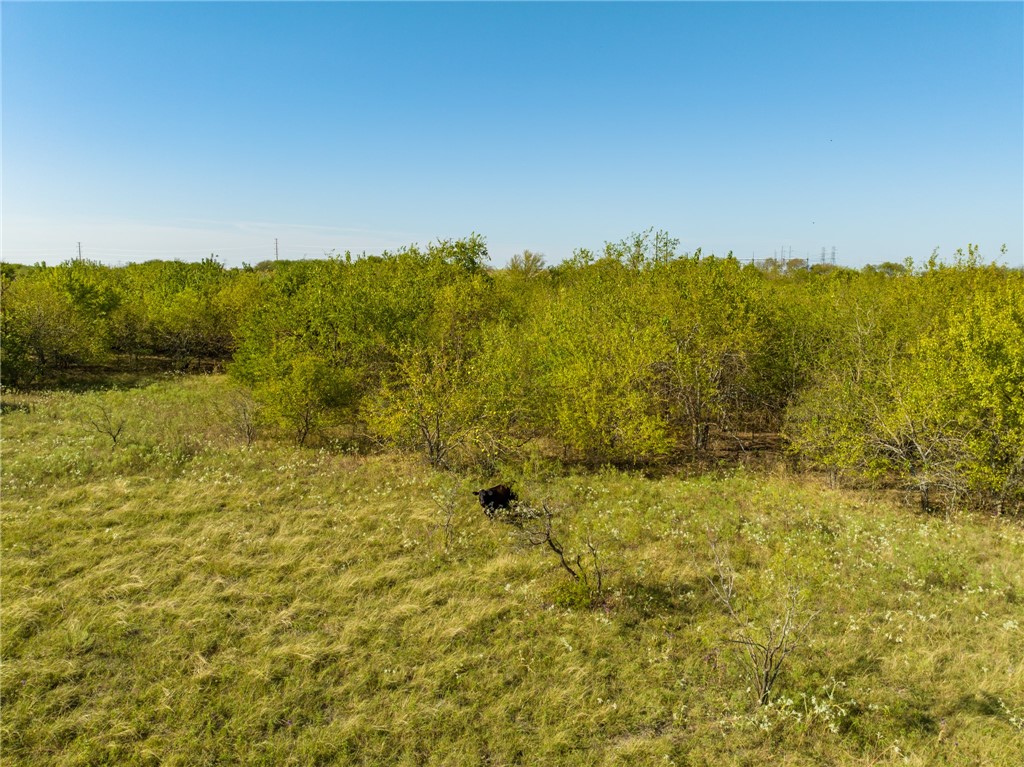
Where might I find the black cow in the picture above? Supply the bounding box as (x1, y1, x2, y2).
(472, 484, 517, 518)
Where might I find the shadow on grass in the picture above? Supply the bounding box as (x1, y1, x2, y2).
(13, 356, 228, 394)
(891, 698, 939, 734)
(953, 691, 1004, 718)
(836, 653, 883, 679)
(0, 400, 34, 415)
(614, 577, 704, 623)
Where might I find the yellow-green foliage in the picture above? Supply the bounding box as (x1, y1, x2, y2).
(906, 281, 1024, 503)
(530, 259, 672, 464)
(363, 345, 485, 467)
(5, 238, 1019, 510)
(3, 377, 1023, 765)
(785, 255, 1024, 511)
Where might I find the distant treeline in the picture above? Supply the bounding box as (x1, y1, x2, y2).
(2, 231, 1021, 512)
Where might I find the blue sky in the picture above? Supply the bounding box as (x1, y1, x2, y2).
(3, 1, 1022, 268)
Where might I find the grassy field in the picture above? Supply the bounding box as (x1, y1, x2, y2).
(2, 376, 1022, 766)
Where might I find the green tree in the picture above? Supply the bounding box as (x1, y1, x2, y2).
(894, 278, 1024, 511)
(363, 345, 485, 467)
(784, 252, 1022, 511)
(647, 255, 782, 452)
(783, 267, 929, 485)
(529, 257, 671, 464)
(507, 249, 546, 277)
(0, 268, 31, 385)
(1, 271, 101, 379)
(254, 351, 354, 446)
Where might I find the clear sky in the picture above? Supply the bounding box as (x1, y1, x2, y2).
(3, 1, 1022, 269)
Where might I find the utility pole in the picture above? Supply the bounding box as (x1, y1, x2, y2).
(77, 242, 82, 260)
(275, 238, 279, 261)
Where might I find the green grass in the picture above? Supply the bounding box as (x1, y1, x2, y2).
(2, 376, 1022, 765)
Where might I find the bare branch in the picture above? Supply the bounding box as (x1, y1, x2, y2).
(84, 402, 127, 449)
(707, 532, 817, 707)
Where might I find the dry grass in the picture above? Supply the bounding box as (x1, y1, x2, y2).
(2, 376, 1022, 765)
